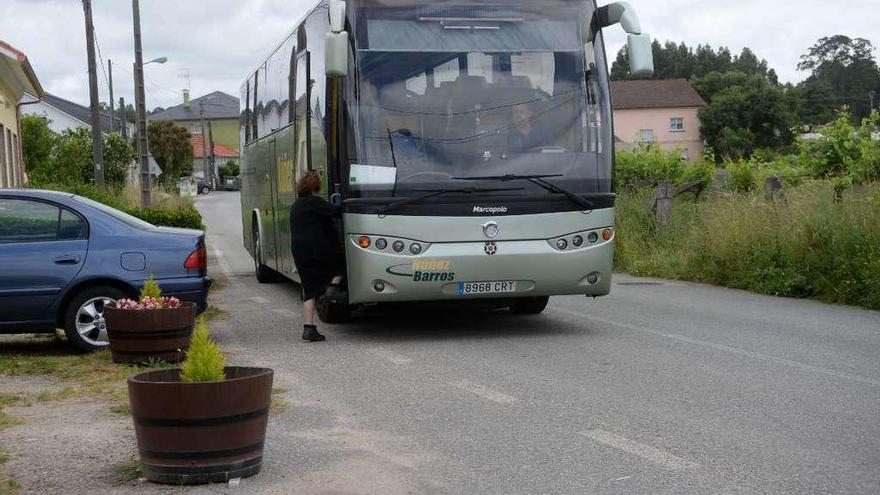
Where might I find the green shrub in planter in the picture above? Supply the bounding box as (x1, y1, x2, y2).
(180, 320, 226, 383)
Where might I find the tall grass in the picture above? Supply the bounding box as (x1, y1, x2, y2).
(615, 183, 880, 309)
(118, 182, 195, 212)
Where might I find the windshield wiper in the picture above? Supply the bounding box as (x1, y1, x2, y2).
(452, 174, 595, 211)
(378, 187, 524, 216)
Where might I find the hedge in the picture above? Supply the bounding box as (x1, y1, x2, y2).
(125, 207, 204, 230)
(29, 182, 204, 230)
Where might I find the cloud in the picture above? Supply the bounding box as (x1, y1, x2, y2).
(1, 0, 878, 111)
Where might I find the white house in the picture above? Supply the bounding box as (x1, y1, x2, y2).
(20, 92, 133, 138)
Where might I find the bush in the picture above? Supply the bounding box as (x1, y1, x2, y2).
(799, 109, 880, 184)
(615, 182, 880, 310)
(180, 320, 226, 383)
(126, 207, 204, 230)
(31, 182, 204, 230)
(616, 145, 715, 191)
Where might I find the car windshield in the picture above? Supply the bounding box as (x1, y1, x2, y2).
(72, 196, 156, 230)
(348, 0, 611, 199)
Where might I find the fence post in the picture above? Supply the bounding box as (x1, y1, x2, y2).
(764, 176, 785, 203)
(655, 181, 673, 228)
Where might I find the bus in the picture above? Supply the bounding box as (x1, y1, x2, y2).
(240, 0, 653, 321)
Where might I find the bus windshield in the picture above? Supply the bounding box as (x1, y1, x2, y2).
(349, 0, 611, 200)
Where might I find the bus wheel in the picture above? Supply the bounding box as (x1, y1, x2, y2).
(317, 296, 351, 323)
(253, 223, 276, 283)
(510, 296, 549, 315)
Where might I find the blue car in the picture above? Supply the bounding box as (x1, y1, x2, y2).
(0, 190, 211, 351)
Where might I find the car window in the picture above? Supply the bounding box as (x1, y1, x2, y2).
(58, 209, 88, 240)
(0, 199, 60, 243)
(71, 195, 156, 230)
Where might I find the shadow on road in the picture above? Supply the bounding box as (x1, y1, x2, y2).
(0, 334, 76, 357)
(334, 302, 585, 342)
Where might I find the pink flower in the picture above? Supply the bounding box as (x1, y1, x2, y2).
(115, 298, 144, 310)
(163, 297, 182, 309)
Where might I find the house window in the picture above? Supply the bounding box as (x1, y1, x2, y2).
(670, 117, 685, 132)
(638, 129, 655, 143)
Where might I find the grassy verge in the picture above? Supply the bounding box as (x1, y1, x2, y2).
(615, 182, 880, 309)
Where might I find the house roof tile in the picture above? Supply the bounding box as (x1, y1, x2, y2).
(190, 133, 239, 159)
(611, 79, 705, 110)
(150, 91, 239, 121)
(42, 93, 123, 133)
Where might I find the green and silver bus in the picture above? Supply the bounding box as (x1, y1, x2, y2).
(240, 0, 653, 320)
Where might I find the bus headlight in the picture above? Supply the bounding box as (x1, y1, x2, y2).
(375, 238, 387, 250)
(409, 243, 422, 255)
(572, 235, 584, 247)
(556, 239, 568, 250)
(587, 232, 599, 244)
(392, 240, 405, 253)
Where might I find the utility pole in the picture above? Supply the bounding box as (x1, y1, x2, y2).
(108, 59, 115, 133)
(132, 0, 150, 207)
(82, 0, 105, 186)
(207, 120, 215, 188)
(870, 91, 876, 114)
(119, 96, 127, 140)
(199, 100, 209, 183)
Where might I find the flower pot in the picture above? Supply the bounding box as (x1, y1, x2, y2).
(128, 367, 274, 484)
(105, 303, 196, 363)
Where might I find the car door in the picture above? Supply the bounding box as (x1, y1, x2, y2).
(0, 198, 89, 326)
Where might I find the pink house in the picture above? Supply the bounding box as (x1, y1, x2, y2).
(611, 79, 706, 162)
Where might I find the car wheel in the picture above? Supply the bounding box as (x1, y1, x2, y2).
(253, 223, 276, 283)
(510, 296, 550, 315)
(200, 186, 210, 195)
(63, 286, 128, 352)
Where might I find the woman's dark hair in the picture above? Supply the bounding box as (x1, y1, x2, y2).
(296, 172, 321, 196)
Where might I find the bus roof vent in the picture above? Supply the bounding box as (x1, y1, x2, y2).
(417, 4, 525, 22)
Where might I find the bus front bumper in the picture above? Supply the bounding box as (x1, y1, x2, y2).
(345, 236, 614, 304)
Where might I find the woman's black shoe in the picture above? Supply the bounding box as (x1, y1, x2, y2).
(302, 324, 326, 342)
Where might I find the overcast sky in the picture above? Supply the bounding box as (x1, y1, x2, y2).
(1, 0, 878, 110)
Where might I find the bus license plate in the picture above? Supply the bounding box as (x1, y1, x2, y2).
(458, 281, 517, 295)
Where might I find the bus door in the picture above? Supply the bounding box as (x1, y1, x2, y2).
(267, 138, 281, 269)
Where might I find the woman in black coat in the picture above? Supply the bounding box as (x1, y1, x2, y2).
(290, 172, 344, 342)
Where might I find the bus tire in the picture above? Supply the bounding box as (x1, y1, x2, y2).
(253, 222, 276, 284)
(317, 297, 350, 324)
(510, 296, 549, 315)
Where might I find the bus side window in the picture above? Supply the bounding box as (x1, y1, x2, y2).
(293, 50, 311, 190)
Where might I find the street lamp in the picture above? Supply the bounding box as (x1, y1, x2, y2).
(144, 57, 167, 65)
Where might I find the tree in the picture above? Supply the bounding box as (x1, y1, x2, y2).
(147, 120, 193, 181)
(100, 98, 136, 124)
(21, 117, 134, 187)
(611, 41, 778, 83)
(797, 36, 880, 124)
(693, 72, 798, 159)
(20, 115, 57, 175)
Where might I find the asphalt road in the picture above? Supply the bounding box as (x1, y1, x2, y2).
(196, 191, 880, 495)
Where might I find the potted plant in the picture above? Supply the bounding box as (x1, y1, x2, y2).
(104, 277, 196, 364)
(127, 321, 274, 484)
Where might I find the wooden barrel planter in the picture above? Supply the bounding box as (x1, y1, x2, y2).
(128, 367, 274, 484)
(105, 303, 196, 364)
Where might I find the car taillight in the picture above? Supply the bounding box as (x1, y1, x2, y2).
(184, 245, 207, 271)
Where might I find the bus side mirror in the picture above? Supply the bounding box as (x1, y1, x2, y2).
(627, 34, 654, 78)
(587, 1, 654, 78)
(325, 0, 348, 78)
(325, 32, 348, 77)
